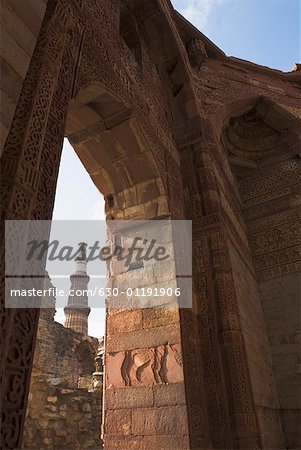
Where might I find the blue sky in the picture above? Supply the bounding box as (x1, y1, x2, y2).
(175, 0, 300, 72)
(53, 0, 300, 337)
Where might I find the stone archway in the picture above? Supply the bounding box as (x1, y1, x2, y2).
(66, 81, 169, 220)
(65, 81, 191, 449)
(2, 1, 300, 449)
(0, 1, 191, 448)
(179, 94, 301, 449)
(217, 97, 301, 449)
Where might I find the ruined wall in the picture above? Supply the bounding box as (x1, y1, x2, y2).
(0, 0, 47, 155)
(23, 305, 103, 449)
(23, 381, 102, 450)
(33, 308, 98, 387)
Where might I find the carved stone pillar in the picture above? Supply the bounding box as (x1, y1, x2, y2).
(180, 137, 261, 448)
(198, 147, 220, 215)
(0, 1, 78, 448)
(207, 229, 260, 448)
(180, 143, 233, 448)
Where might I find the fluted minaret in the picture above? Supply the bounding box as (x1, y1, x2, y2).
(64, 242, 90, 335)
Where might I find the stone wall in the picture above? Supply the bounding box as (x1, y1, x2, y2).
(23, 304, 103, 449)
(229, 242, 284, 448)
(32, 307, 98, 388)
(260, 273, 301, 448)
(0, 0, 47, 155)
(23, 381, 102, 449)
(235, 153, 301, 448)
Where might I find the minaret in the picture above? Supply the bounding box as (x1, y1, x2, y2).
(64, 242, 90, 335)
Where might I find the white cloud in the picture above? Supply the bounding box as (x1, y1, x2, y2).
(175, 0, 224, 30)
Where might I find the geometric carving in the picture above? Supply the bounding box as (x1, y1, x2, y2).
(251, 222, 301, 256)
(221, 99, 301, 448)
(223, 107, 286, 163)
(0, 1, 77, 447)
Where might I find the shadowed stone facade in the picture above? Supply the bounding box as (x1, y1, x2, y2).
(0, 0, 300, 449)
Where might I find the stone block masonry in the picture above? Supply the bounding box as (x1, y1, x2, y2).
(23, 381, 102, 449)
(23, 285, 103, 449)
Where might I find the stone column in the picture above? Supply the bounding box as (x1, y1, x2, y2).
(181, 134, 261, 448)
(206, 229, 260, 449)
(0, 1, 79, 448)
(180, 143, 233, 448)
(103, 217, 192, 449)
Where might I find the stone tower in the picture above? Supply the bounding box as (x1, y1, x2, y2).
(64, 242, 90, 336)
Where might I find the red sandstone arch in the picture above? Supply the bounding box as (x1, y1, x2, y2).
(0, 2, 189, 447)
(212, 96, 301, 448)
(2, 1, 300, 449)
(65, 81, 169, 219)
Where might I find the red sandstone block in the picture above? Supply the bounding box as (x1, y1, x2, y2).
(107, 309, 142, 334)
(153, 382, 186, 406)
(104, 434, 190, 450)
(131, 408, 156, 436)
(131, 405, 188, 436)
(106, 323, 181, 352)
(105, 409, 131, 435)
(106, 386, 154, 409)
(142, 307, 179, 329)
(106, 343, 183, 388)
(136, 180, 160, 204)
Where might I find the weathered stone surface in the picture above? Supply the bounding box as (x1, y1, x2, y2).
(55, 430, 68, 437)
(106, 323, 182, 352)
(24, 381, 102, 449)
(22, 301, 102, 449)
(153, 382, 186, 406)
(106, 386, 154, 410)
(82, 402, 92, 412)
(131, 405, 188, 436)
(105, 410, 132, 435)
(106, 342, 183, 389)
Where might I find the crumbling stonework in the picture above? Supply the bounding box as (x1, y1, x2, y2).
(23, 293, 103, 449)
(23, 383, 102, 450)
(29, 307, 99, 386)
